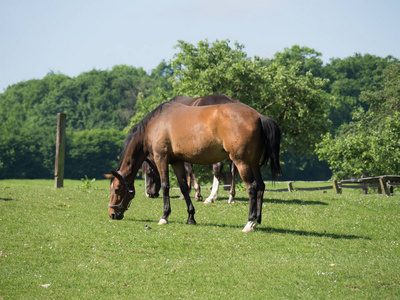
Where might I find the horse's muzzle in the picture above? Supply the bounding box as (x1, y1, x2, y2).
(110, 212, 124, 220)
(147, 192, 159, 198)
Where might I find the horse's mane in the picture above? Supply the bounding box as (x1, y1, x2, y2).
(116, 101, 174, 170)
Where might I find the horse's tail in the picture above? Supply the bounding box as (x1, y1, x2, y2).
(260, 116, 282, 181)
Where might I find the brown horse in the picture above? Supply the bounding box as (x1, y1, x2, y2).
(107, 101, 281, 232)
(142, 94, 239, 203)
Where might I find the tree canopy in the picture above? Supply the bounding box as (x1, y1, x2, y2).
(316, 63, 400, 178)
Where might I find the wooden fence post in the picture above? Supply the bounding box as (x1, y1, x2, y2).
(379, 176, 389, 196)
(287, 182, 294, 192)
(54, 113, 66, 189)
(361, 172, 368, 195)
(333, 179, 341, 194)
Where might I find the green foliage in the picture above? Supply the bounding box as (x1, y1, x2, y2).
(127, 61, 174, 128)
(0, 130, 52, 179)
(66, 129, 125, 179)
(317, 64, 400, 178)
(170, 40, 330, 156)
(272, 45, 324, 77)
(322, 53, 398, 129)
(79, 175, 97, 189)
(0, 65, 164, 179)
(1, 179, 400, 298)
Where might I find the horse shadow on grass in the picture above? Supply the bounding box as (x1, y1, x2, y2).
(257, 226, 370, 240)
(0, 197, 14, 201)
(229, 196, 329, 206)
(129, 218, 370, 240)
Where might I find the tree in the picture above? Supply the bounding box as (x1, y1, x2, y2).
(170, 39, 330, 156)
(272, 45, 324, 77)
(128, 61, 174, 127)
(65, 129, 125, 179)
(0, 65, 159, 179)
(316, 64, 400, 178)
(322, 54, 398, 129)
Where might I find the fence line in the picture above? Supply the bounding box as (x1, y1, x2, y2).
(264, 175, 400, 196)
(335, 175, 400, 196)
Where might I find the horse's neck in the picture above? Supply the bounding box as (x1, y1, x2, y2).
(120, 138, 146, 181)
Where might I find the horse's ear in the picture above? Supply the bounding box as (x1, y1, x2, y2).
(111, 170, 124, 181)
(103, 173, 114, 179)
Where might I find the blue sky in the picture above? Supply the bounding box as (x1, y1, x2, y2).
(1, 0, 399, 92)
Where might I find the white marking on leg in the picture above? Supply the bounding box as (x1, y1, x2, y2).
(242, 221, 258, 232)
(228, 195, 235, 204)
(144, 173, 149, 198)
(158, 218, 169, 225)
(204, 176, 219, 203)
(193, 182, 200, 201)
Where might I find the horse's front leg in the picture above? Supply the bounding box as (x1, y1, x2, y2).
(172, 162, 196, 225)
(156, 161, 171, 225)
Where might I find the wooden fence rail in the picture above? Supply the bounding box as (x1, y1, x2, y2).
(335, 175, 400, 196)
(263, 175, 400, 196)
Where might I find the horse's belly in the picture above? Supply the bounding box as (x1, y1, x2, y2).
(173, 143, 229, 165)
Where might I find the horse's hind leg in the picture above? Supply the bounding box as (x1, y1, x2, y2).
(252, 166, 265, 225)
(205, 162, 223, 203)
(185, 162, 203, 202)
(228, 161, 237, 204)
(234, 161, 263, 232)
(172, 162, 196, 225)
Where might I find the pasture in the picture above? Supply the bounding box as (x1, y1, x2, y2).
(1, 179, 399, 299)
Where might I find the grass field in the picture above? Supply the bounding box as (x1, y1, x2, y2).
(1, 179, 399, 299)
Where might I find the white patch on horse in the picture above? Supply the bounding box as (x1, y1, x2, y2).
(158, 218, 169, 225)
(205, 176, 219, 203)
(144, 173, 149, 197)
(242, 221, 258, 232)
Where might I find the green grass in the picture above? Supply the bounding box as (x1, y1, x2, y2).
(1, 179, 399, 299)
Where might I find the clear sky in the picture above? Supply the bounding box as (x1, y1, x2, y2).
(1, 0, 399, 92)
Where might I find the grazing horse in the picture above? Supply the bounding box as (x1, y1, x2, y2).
(107, 101, 281, 232)
(143, 94, 239, 203)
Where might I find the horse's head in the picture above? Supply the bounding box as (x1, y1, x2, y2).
(142, 160, 161, 198)
(104, 171, 135, 220)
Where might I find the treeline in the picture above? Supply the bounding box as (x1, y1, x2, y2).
(0, 41, 398, 180)
(0, 63, 171, 179)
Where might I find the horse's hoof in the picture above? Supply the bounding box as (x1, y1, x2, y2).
(195, 196, 203, 202)
(204, 198, 214, 204)
(242, 221, 258, 232)
(158, 218, 168, 225)
(228, 196, 235, 204)
(186, 220, 196, 225)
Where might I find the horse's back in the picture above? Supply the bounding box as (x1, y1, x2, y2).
(192, 94, 239, 106)
(170, 94, 239, 107)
